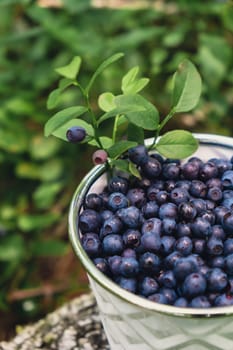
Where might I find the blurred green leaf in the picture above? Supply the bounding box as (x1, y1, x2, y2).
(18, 213, 59, 232)
(31, 239, 68, 257)
(33, 182, 64, 209)
(0, 235, 25, 261)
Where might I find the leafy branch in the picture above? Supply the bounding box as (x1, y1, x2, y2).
(44, 53, 202, 177)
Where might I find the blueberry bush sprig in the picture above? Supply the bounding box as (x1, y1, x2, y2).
(44, 53, 202, 177)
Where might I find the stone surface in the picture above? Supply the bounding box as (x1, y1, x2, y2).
(0, 293, 110, 350)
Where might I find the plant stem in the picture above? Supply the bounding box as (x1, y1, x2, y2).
(112, 114, 120, 144)
(148, 108, 176, 150)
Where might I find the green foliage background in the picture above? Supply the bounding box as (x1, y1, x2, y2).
(0, 0, 232, 338)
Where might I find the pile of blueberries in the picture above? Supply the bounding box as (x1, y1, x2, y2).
(79, 145, 233, 308)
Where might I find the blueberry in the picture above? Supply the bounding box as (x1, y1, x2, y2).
(159, 287, 177, 305)
(146, 184, 161, 201)
(108, 176, 129, 194)
(207, 187, 223, 203)
(164, 180, 176, 192)
(174, 297, 188, 307)
(222, 212, 233, 234)
(141, 232, 162, 253)
(141, 218, 162, 235)
(178, 202, 197, 221)
(206, 178, 223, 189)
(141, 201, 159, 219)
(139, 277, 159, 297)
(108, 255, 122, 275)
(222, 170, 233, 189)
(123, 229, 141, 248)
(182, 273, 207, 299)
(99, 209, 113, 222)
(175, 236, 193, 256)
(122, 248, 137, 258)
(81, 233, 101, 257)
(214, 294, 233, 306)
(210, 225, 226, 240)
(209, 256, 225, 269)
(84, 193, 103, 211)
(214, 206, 230, 224)
(162, 163, 180, 180)
(199, 162, 218, 181)
(198, 210, 215, 225)
(190, 198, 207, 215)
(160, 235, 176, 256)
(148, 293, 168, 304)
(176, 223, 192, 238)
(120, 257, 139, 277)
(174, 257, 197, 281)
(190, 180, 207, 198)
(141, 157, 162, 179)
(207, 268, 228, 293)
(127, 188, 146, 208)
(139, 252, 161, 274)
(108, 192, 129, 212)
(175, 180, 191, 191)
(191, 217, 212, 238)
(132, 177, 151, 190)
(155, 190, 169, 205)
(158, 270, 176, 288)
(181, 161, 200, 180)
(221, 197, 233, 210)
(100, 215, 123, 238)
(66, 126, 86, 142)
(159, 202, 178, 220)
(193, 239, 206, 256)
(210, 158, 232, 175)
(170, 188, 190, 205)
(93, 257, 110, 275)
(79, 209, 101, 233)
(205, 199, 216, 211)
(162, 218, 177, 235)
(224, 239, 233, 256)
(128, 145, 149, 165)
(189, 296, 211, 308)
(118, 277, 137, 293)
(117, 206, 142, 228)
(223, 189, 233, 199)
(164, 251, 183, 270)
(102, 234, 124, 255)
(225, 253, 233, 275)
(92, 149, 108, 165)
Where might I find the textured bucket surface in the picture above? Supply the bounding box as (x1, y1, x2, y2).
(69, 134, 233, 350)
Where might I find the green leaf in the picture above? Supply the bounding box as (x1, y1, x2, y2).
(86, 52, 124, 93)
(121, 66, 139, 93)
(32, 239, 68, 257)
(88, 136, 113, 148)
(98, 94, 159, 130)
(115, 94, 159, 130)
(124, 78, 149, 95)
(107, 140, 137, 159)
(129, 162, 141, 179)
(127, 123, 144, 144)
(122, 66, 149, 94)
(44, 106, 88, 137)
(155, 130, 199, 159)
(47, 88, 61, 110)
(52, 119, 94, 141)
(172, 59, 202, 113)
(55, 56, 82, 80)
(111, 159, 130, 173)
(98, 92, 116, 112)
